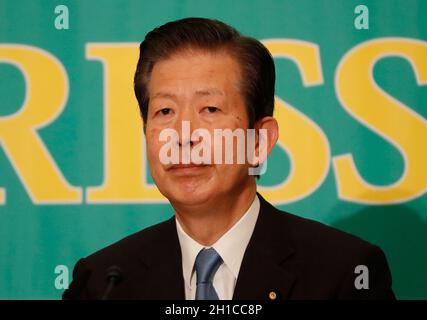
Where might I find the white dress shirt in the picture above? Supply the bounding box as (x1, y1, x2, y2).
(175, 195, 260, 300)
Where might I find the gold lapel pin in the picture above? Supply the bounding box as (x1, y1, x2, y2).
(268, 291, 277, 300)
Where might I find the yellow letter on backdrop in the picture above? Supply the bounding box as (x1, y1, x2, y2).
(260, 40, 330, 204)
(0, 45, 82, 204)
(86, 44, 166, 203)
(334, 38, 427, 204)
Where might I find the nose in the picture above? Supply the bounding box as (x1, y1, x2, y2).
(175, 108, 202, 148)
(178, 139, 194, 147)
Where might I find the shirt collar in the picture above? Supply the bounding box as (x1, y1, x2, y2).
(175, 194, 260, 289)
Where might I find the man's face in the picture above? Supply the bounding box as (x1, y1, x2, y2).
(145, 49, 254, 207)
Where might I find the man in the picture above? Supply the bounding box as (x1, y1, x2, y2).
(63, 18, 395, 300)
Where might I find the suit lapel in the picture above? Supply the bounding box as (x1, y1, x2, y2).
(134, 194, 297, 300)
(233, 194, 296, 300)
(137, 217, 186, 299)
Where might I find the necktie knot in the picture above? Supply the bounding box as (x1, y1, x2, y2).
(195, 248, 222, 284)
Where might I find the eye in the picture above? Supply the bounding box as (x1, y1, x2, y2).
(204, 106, 219, 113)
(157, 108, 172, 116)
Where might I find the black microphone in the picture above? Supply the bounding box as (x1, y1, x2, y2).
(101, 266, 123, 300)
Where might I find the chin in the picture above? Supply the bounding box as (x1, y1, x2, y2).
(163, 183, 214, 207)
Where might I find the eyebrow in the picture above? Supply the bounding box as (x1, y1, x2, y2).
(151, 92, 178, 100)
(194, 88, 224, 96)
(151, 88, 224, 100)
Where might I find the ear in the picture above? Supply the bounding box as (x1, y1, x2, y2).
(250, 116, 279, 165)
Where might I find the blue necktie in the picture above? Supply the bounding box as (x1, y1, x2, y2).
(195, 248, 222, 300)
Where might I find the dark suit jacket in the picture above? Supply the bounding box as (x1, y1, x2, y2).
(63, 194, 395, 300)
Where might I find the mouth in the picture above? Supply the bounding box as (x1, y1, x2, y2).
(167, 163, 210, 173)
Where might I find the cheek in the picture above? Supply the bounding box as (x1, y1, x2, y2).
(231, 111, 249, 129)
(145, 129, 162, 166)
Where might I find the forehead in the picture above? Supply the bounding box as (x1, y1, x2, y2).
(148, 49, 242, 98)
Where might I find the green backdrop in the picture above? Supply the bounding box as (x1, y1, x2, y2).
(0, 0, 426, 299)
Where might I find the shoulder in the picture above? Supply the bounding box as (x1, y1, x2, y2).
(283, 209, 376, 253)
(258, 197, 394, 298)
(63, 217, 177, 299)
(259, 195, 386, 266)
(82, 216, 175, 268)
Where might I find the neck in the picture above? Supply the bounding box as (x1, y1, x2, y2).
(174, 181, 257, 246)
